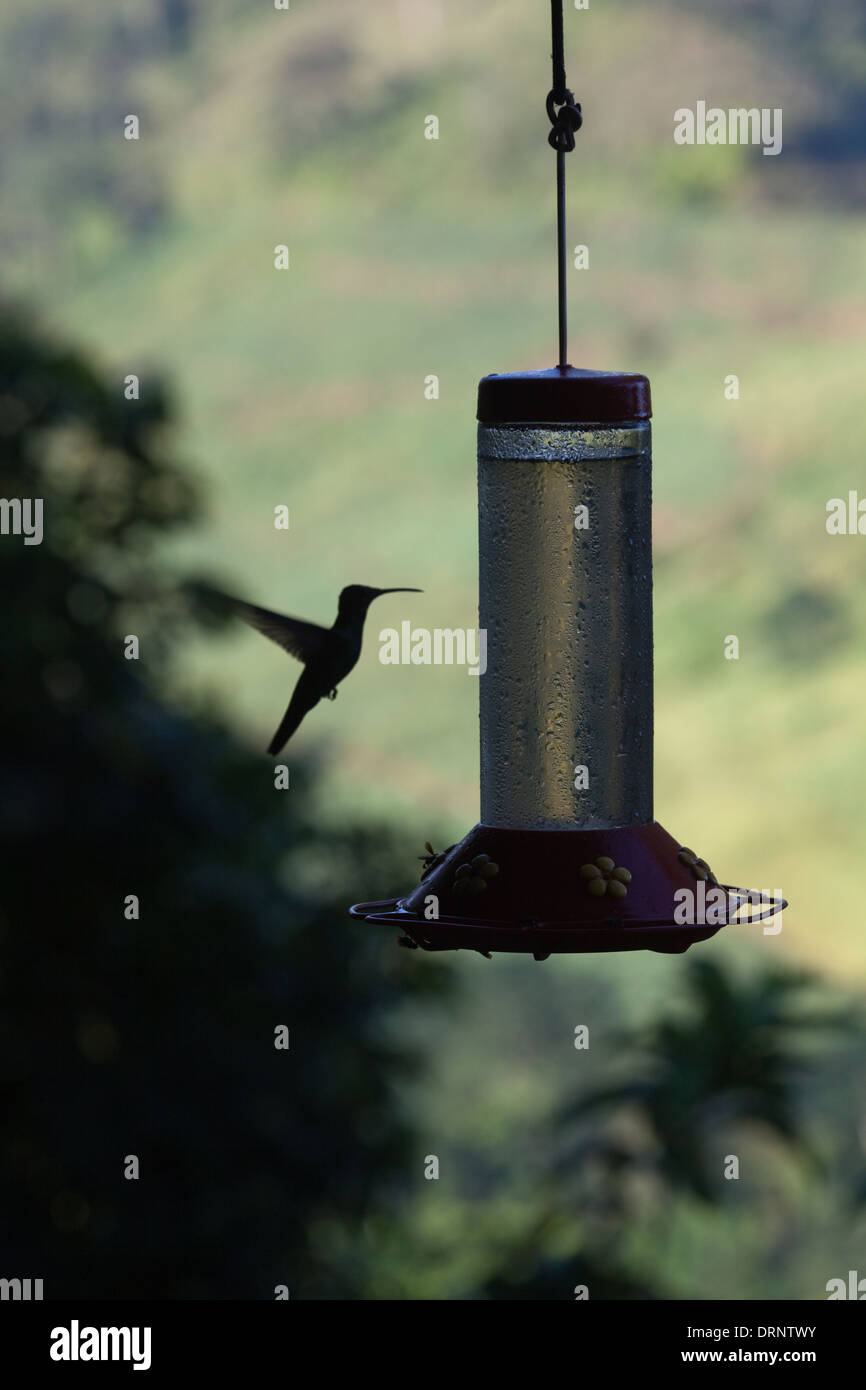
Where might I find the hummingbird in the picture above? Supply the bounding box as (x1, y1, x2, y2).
(226, 585, 422, 754)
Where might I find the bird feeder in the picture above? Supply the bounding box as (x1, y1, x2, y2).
(350, 4, 785, 957)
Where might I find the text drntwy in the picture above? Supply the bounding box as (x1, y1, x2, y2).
(687, 1326, 816, 1338)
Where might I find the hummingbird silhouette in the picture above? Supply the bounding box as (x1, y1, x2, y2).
(226, 585, 422, 754)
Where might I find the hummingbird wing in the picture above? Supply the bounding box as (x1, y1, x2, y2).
(228, 597, 329, 665)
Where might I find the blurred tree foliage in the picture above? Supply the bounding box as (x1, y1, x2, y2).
(0, 307, 451, 1298)
(482, 961, 862, 1300)
(556, 962, 853, 1204)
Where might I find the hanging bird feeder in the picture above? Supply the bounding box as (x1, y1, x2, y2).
(351, 2, 785, 956)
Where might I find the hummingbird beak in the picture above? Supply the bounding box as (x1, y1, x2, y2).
(373, 588, 423, 595)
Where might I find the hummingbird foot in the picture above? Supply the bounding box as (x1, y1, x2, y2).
(327, 688, 338, 700)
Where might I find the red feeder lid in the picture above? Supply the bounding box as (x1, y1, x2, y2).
(477, 366, 651, 425)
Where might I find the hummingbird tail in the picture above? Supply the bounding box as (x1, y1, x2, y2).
(267, 685, 317, 755)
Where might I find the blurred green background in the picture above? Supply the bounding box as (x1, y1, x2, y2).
(2, 0, 865, 1299)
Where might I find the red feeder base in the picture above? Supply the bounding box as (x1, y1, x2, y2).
(350, 821, 785, 957)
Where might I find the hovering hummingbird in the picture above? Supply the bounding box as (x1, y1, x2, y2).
(226, 585, 422, 754)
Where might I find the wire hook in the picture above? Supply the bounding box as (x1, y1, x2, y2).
(546, 0, 583, 366)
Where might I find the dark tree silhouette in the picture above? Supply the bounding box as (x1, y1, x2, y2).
(0, 308, 449, 1299)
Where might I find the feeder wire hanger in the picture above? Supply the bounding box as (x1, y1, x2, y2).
(547, 0, 583, 368)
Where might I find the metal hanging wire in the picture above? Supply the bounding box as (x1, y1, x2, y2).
(546, 0, 583, 367)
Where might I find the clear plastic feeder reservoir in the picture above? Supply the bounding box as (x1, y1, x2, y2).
(478, 388, 652, 830)
(350, 367, 786, 956)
